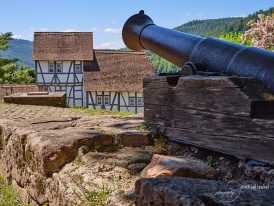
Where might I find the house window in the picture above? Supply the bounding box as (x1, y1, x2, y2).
(56, 62, 63, 73)
(75, 64, 81, 73)
(97, 96, 102, 105)
(48, 63, 54, 73)
(104, 96, 110, 105)
(129, 98, 135, 106)
(137, 98, 143, 106)
(96, 94, 110, 106)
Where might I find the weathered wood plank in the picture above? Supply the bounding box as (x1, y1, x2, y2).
(144, 76, 274, 165)
(145, 104, 274, 139)
(165, 127, 274, 166)
(144, 76, 274, 118)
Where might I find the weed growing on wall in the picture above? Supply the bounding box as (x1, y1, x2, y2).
(0, 175, 33, 206)
(68, 173, 118, 206)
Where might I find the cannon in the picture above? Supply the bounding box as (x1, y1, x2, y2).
(122, 11, 274, 166)
(122, 10, 274, 92)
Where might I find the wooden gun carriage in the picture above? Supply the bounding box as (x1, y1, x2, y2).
(123, 11, 274, 165)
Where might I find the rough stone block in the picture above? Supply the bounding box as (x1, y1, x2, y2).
(135, 177, 274, 206)
(141, 154, 217, 179)
(3, 92, 66, 107)
(116, 131, 152, 147)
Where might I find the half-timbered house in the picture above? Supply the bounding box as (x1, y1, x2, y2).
(32, 32, 155, 113)
(32, 32, 93, 107)
(84, 50, 155, 113)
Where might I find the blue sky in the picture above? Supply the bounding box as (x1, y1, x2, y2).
(0, 0, 273, 49)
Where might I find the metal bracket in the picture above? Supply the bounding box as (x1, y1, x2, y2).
(181, 62, 226, 76)
(159, 62, 227, 77)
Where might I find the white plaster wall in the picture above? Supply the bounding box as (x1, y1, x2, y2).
(39, 61, 48, 71)
(75, 74, 83, 83)
(62, 61, 71, 73)
(44, 74, 54, 83)
(120, 92, 129, 106)
(36, 75, 44, 83)
(57, 74, 68, 83)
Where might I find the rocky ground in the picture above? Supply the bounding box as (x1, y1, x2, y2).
(0, 103, 273, 205)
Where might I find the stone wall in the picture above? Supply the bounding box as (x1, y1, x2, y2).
(135, 177, 274, 205)
(3, 92, 67, 107)
(0, 105, 154, 205)
(0, 84, 38, 101)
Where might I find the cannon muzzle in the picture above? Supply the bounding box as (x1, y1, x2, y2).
(122, 10, 274, 93)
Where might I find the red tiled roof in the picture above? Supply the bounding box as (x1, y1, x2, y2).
(83, 50, 155, 92)
(32, 32, 93, 61)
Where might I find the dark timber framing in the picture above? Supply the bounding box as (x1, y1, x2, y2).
(86, 91, 143, 113)
(35, 60, 85, 107)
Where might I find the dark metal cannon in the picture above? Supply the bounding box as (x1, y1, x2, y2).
(122, 10, 274, 92)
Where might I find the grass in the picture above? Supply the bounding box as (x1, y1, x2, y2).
(206, 155, 215, 166)
(0, 101, 9, 106)
(69, 174, 117, 206)
(206, 155, 222, 166)
(70, 106, 133, 116)
(138, 122, 153, 130)
(154, 137, 169, 155)
(0, 175, 32, 206)
(107, 131, 117, 135)
(77, 182, 113, 206)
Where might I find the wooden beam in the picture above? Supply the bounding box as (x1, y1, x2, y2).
(144, 76, 274, 165)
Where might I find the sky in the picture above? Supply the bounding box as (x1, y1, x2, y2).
(0, 0, 273, 49)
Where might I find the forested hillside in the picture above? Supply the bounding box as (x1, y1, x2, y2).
(174, 17, 244, 37)
(174, 7, 274, 37)
(0, 39, 34, 68)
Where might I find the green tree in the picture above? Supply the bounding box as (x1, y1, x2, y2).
(0, 59, 17, 83)
(0, 32, 18, 83)
(0, 32, 12, 50)
(219, 32, 243, 44)
(0, 32, 35, 84)
(149, 53, 180, 74)
(12, 66, 35, 84)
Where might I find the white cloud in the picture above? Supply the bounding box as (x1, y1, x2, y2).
(90, 28, 99, 31)
(12, 34, 22, 39)
(95, 40, 125, 50)
(104, 28, 122, 34)
(30, 27, 35, 30)
(40, 28, 48, 31)
(185, 13, 192, 17)
(231, 14, 248, 18)
(196, 13, 204, 17)
(62, 29, 80, 32)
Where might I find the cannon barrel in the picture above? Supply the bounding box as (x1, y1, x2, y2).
(122, 10, 274, 92)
